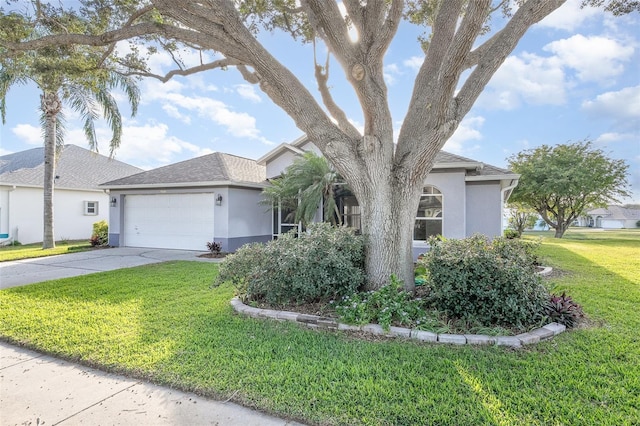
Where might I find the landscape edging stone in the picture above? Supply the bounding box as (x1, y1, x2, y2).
(230, 297, 565, 348)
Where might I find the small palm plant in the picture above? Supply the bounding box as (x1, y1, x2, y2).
(262, 151, 345, 226)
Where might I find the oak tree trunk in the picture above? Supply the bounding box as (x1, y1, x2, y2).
(41, 91, 62, 249)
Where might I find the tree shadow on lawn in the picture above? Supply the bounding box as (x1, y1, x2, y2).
(1, 256, 639, 425)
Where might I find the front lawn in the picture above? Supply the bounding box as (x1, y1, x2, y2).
(1, 232, 638, 425)
(0, 240, 94, 262)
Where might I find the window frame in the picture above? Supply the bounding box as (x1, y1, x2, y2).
(84, 201, 99, 216)
(413, 186, 443, 243)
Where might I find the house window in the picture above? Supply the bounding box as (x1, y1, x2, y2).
(340, 195, 361, 230)
(84, 201, 99, 216)
(272, 201, 301, 239)
(414, 186, 442, 241)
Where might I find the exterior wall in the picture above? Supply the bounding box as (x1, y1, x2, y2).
(226, 187, 271, 251)
(299, 141, 321, 155)
(265, 151, 300, 179)
(0, 188, 11, 239)
(0, 186, 109, 244)
(424, 170, 467, 240)
(465, 181, 503, 238)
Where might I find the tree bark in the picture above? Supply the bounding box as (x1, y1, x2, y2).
(41, 90, 62, 249)
(347, 161, 424, 291)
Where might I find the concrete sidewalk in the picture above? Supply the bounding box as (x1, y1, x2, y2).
(1, 341, 303, 425)
(0, 247, 218, 289)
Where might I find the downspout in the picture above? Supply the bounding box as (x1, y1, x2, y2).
(500, 179, 519, 234)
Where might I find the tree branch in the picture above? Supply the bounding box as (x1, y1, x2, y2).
(371, 0, 405, 57)
(455, 0, 567, 120)
(313, 39, 361, 139)
(301, 0, 356, 61)
(98, 5, 157, 67)
(119, 57, 243, 82)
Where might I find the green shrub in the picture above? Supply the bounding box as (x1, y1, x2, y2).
(216, 223, 365, 305)
(334, 275, 427, 331)
(419, 234, 549, 330)
(90, 220, 108, 246)
(504, 229, 519, 239)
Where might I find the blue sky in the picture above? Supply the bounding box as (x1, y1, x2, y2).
(1, 0, 639, 203)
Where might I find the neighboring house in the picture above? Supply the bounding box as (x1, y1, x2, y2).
(0, 145, 142, 244)
(103, 136, 519, 258)
(580, 205, 640, 229)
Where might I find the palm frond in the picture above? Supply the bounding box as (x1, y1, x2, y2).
(109, 73, 140, 117)
(93, 86, 123, 155)
(64, 83, 100, 150)
(261, 151, 345, 226)
(0, 70, 29, 124)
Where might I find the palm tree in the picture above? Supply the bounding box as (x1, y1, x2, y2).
(1, 34, 139, 248)
(262, 151, 344, 227)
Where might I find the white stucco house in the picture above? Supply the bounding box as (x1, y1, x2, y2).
(580, 205, 640, 229)
(0, 145, 142, 245)
(102, 136, 519, 258)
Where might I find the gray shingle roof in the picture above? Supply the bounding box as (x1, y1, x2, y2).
(0, 145, 142, 190)
(102, 152, 266, 187)
(587, 205, 640, 220)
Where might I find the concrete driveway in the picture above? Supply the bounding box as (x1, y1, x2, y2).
(0, 247, 218, 289)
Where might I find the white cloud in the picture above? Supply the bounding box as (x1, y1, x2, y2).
(12, 124, 41, 145)
(443, 116, 484, 154)
(537, 0, 601, 31)
(480, 53, 566, 110)
(384, 63, 402, 85)
(582, 85, 640, 122)
(544, 34, 634, 83)
(235, 84, 262, 103)
(104, 123, 213, 167)
(595, 132, 635, 144)
(162, 104, 192, 124)
(403, 56, 423, 72)
(140, 84, 271, 142)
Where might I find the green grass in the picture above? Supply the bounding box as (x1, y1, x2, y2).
(1, 231, 639, 425)
(0, 240, 94, 262)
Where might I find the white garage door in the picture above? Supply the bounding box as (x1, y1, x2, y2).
(123, 193, 215, 250)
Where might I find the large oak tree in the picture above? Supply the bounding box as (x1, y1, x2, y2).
(2, 0, 634, 288)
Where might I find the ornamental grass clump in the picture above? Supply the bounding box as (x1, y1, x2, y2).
(215, 223, 365, 306)
(420, 234, 549, 331)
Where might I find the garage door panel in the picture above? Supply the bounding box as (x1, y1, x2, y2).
(124, 193, 215, 250)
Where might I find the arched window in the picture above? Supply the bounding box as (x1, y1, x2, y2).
(414, 186, 442, 241)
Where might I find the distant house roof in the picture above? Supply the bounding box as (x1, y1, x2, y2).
(102, 152, 267, 188)
(587, 205, 640, 220)
(0, 145, 142, 190)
